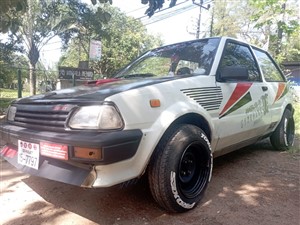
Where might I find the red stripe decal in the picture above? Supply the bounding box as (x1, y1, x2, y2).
(220, 83, 252, 116)
(274, 83, 286, 103)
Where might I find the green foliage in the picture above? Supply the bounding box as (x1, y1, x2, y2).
(124, 57, 170, 76)
(289, 102, 300, 153)
(0, 47, 29, 88)
(139, 0, 177, 17)
(0, 0, 28, 33)
(1, 0, 111, 95)
(249, 0, 300, 62)
(209, 0, 299, 63)
(0, 88, 30, 113)
(95, 6, 163, 76)
(294, 103, 300, 136)
(0, 99, 12, 112)
(210, 0, 247, 38)
(0, 88, 30, 98)
(59, 5, 163, 77)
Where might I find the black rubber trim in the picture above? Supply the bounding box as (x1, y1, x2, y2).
(0, 123, 143, 164)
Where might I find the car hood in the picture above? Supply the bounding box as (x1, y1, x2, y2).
(14, 77, 176, 104)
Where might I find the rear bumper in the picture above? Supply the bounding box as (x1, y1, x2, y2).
(0, 122, 143, 187)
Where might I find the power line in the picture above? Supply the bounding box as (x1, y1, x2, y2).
(142, 3, 198, 26)
(125, 5, 148, 14)
(38, 1, 197, 52)
(43, 41, 62, 45)
(41, 47, 63, 52)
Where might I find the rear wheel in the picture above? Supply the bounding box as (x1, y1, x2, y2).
(148, 124, 212, 212)
(270, 109, 295, 151)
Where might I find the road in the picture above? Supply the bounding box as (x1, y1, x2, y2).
(1, 138, 299, 225)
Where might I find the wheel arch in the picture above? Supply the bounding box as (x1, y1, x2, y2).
(146, 113, 212, 173)
(166, 113, 212, 142)
(285, 103, 294, 115)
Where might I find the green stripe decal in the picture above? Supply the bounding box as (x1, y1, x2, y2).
(220, 92, 252, 118)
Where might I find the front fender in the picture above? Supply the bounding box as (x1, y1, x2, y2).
(136, 100, 215, 172)
(91, 100, 216, 188)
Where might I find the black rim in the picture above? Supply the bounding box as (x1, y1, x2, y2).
(178, 142, 210, 199)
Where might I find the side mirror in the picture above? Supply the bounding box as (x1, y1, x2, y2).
(218, 66, 249, 82)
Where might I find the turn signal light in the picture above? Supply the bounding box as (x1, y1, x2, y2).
(150, 99, 161, 108)
(73, 147, 102, 160)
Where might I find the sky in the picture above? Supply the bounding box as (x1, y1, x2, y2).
(41, 0, 211, 67)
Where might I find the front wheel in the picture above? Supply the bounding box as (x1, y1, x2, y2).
(148, 124, 212, 212)
(270, 108, 295, 151)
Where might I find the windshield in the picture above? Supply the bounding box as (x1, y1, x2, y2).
(115, 38, 220, 78)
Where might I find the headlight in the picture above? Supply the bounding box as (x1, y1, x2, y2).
(68, 105, 123, 130)
(7, 106, 17, 121)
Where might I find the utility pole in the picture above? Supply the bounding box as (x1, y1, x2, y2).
(192, 0, 211, 39)
(210, 4, 214, 37)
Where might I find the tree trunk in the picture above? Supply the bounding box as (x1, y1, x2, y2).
(28, 62, 36, 95)
(276, 3, 286, 55)
(28, 41, 39, 95)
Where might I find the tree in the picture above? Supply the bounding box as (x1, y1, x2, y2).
(92, 0, 178, 17)
(1, 0, 110, 95)
(59, 5, 163, 77)
(140, 0, 178, 17)
(209, 0, 242, 38)
(208, 0, 299, 62)
(0, 0, 27, 32)
(0, 49, 29, 89)
(249, 0, 300, 62)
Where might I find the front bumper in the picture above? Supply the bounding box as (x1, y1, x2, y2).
(0, 122, 143, 187)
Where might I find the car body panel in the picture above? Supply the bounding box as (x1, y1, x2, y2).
(0, 36, 294, 188)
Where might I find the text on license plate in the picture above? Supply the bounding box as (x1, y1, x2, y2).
(18, 140, 40, 170)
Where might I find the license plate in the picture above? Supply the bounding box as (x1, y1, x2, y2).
(40, 142, 68, 160)
(18, 140, 40, 170)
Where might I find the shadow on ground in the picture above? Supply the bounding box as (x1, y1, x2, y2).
(3, 138, 300, 225)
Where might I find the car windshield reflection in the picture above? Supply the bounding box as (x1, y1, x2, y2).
(115, 37, 220, 78)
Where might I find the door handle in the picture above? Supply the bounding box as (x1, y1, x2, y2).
(262, 86, 268, 91)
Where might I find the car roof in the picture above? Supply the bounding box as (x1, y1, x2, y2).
(150, 36, 266, 54)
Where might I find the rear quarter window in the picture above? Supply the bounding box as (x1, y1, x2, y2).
(253, 49, 285, 82)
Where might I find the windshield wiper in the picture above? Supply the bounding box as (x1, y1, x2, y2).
(121, 73, 155, 78)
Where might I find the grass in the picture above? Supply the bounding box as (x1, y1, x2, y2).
(0, 88, 30, 98)
(290, 102, 300, 153)
(0, 88, 31, 114)
(0, 99, 13, 111)
(294, 103, 300, 136)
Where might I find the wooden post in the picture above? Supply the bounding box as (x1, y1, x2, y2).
(17, 69, 22, 98)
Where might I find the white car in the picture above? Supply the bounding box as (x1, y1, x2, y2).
(0, 37, 295, 212)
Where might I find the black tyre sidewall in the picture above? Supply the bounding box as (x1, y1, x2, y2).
(271, 109, 295, 150)
(150, 124, 212, 212)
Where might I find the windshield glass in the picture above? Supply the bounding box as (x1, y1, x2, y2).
(115, 38, 220, 78)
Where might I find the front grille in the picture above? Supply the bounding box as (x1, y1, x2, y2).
(10, 104, 76, 131)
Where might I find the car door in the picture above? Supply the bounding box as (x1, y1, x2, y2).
(215, 41, 273, 151)
(252, 48, 288, 125)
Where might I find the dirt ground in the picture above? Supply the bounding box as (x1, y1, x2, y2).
(0, 138, 299, 225)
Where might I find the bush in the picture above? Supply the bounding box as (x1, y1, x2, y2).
(0, 88, 31, 114)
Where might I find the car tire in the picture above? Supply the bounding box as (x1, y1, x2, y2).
(148, 124, 212, 212)
(270, 109, 295, 151)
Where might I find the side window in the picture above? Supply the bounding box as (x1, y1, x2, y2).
(253, 49, 285, 82)
(219, 42, 261, 82)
